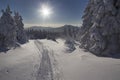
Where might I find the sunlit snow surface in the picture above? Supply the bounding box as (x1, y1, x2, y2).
(0, 39, 120, 80)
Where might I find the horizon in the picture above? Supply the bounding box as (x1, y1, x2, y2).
(24, 22, 82, 28)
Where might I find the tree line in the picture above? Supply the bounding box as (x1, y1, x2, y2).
(26, 25, 80, 41)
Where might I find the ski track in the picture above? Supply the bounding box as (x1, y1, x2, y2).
(35, 40, 63, 80)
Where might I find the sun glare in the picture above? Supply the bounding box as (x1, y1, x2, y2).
(42, 7, 50, 16)
(39, 4, 52, 18)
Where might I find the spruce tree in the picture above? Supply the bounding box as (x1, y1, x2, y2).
(14, 11, 28, 44)
(0, 5, 17, 49)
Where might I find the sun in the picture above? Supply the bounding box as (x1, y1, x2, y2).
(41, 7, 50, 16)
(38, 4, 53, 18)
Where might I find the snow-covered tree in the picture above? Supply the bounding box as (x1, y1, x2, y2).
(0, 5, 28, 51)
(79, 0, 120, 57)
(14, 12, 28, 44)
(0, 5, 17, 49)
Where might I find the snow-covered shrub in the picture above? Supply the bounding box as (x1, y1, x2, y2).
(65, 39, 76, 53)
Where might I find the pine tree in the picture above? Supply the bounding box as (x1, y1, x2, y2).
(14, 11, 28, 44)
(0, 5, 17, 49)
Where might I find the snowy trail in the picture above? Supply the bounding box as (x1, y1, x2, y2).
(35, 40, 63, 80)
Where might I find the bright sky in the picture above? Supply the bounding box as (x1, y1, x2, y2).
(0, 0, 88, 27)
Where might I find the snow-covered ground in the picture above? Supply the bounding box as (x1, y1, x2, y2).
(0, 41, 41, 80)
(0, 39, 120, 80)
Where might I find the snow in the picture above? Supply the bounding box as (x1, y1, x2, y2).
(0, 40, 41, 80)
(0, 39, 120, 80)
(59, 48, 120, 80)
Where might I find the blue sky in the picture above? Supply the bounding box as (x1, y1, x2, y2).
(0, 0, 88, 27)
